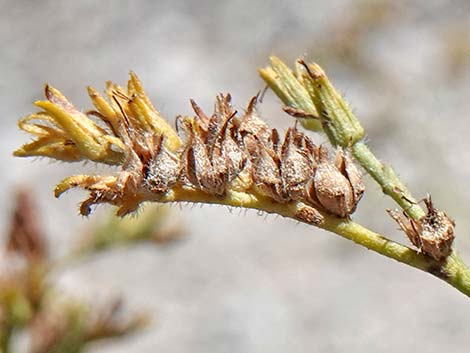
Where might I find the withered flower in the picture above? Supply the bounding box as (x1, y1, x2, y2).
(306, 148, 364, 218)
(15, 73, 365, 221)
(14, 72, 180, 165)
(387, 196, 455, 261)
(14, 85, 125, 165)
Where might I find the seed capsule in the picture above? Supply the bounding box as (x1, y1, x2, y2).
(279, 126, 315, 201)
(251, 137, 286, 202)
(144, 135, 181, 193)
(388, 196, 454, 261)
(306, 148, 364, 218)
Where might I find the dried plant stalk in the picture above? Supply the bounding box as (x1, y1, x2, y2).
(13, 69, 470, 297)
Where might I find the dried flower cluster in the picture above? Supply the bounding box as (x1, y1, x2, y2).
(12, 59, 469, 296)
(388, 197, 455, 261)
(15, 73, 365, 219)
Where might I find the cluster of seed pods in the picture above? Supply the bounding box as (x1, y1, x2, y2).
(15, 74, 457, 263)
(141, 94, 365, 218)
(17, 77, 365, 218)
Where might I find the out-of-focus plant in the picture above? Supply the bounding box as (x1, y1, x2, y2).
(313, 0, 398, 71)
(71, 205, 184, 259)
(0, 189, 183, 353)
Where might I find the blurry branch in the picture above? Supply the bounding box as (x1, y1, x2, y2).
(29, 299, 148, 353)
(0, 189, 182, 353)
(7, 189, 46, 263)
(69, 205, 184, 260)
(313, 0, 398, 74)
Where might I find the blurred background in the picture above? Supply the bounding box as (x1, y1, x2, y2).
(1, 0, 469, 352)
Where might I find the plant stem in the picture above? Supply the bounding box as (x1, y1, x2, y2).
(0, 327, 12, 353)
(321, 218, 470, 296)
(351, 141, 425, 219)
(150, 187, 470, 297)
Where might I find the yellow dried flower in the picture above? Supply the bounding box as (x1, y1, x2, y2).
(14, 72, 180, 165)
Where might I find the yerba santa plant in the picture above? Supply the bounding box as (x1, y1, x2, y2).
(14, 57, 470, 297)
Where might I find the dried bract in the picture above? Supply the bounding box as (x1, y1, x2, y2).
(387, 196, 455, 261)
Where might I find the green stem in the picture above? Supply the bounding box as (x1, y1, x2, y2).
(352, 141, 425, 219)
(320, 218, 470, 296)
(0, 326, 12, 353)
(259, 59, 470, 288)
(151, 188, 470, 297)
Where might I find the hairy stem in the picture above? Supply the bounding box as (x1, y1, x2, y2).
(322, 219, 470, 296)
(151, 187, 470, 297)
(351, 141, 425, 219)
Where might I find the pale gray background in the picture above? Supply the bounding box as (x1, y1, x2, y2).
(1, 0, 469, 352)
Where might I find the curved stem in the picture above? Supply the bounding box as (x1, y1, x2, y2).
(352, 141, 425, 220)
(151, 187, 470, 297)
(321, 218, 470, 296)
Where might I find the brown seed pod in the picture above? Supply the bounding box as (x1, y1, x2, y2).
(143, 135, 181, 193)
(279, 126, 316, 201)
(238, 96, 364, 217)
(206, 95, 247, 184)
(176, 95, 249, 196)
(334, 149, 365, 207)
(387, 196, 455, 261)
(212, 114, 247, 183)
(178, 117, 226, 195)
(250, 133, 287, 202)
(306, 147, 364, 218)
(239, 96, 272, 154)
